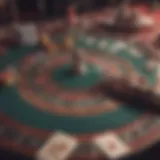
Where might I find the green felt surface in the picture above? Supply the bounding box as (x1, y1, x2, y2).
(52, 63, 103, 89)
(0, 87, 143, 133)
(0, 36, 157, 134)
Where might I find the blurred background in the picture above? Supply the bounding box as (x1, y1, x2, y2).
(0, 0, 160, 23)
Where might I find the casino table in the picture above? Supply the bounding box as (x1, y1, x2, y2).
(0, 10, 160, 160)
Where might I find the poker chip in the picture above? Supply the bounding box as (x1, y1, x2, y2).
(98, 40, 108, 50)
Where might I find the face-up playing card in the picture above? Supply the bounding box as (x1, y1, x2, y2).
(36, 132, 78, 160)
(138, 16, 154, 27)
(93, 133, 131, 159)
(19, 24, 39, 46)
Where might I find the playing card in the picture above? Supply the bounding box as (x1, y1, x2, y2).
(36, 132, 78, 160)
(138, 16, 154, 27)
(19, 24, 39, 46)
(93, 133, 131, 159)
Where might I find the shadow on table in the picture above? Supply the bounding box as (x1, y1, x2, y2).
(92, 78, 160, 115)
(123, 143, 160, 160)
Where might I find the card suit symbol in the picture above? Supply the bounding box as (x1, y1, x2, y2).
(107, 141, 117, 152)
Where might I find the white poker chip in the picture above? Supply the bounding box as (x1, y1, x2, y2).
(129, 47, 142, 58)
(114, 41, 127, 50)
(109, 41, 127, 54)
(146, 60, 157, 72)
(86, 36, 96, 45)
(98, 40, 108, 50)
